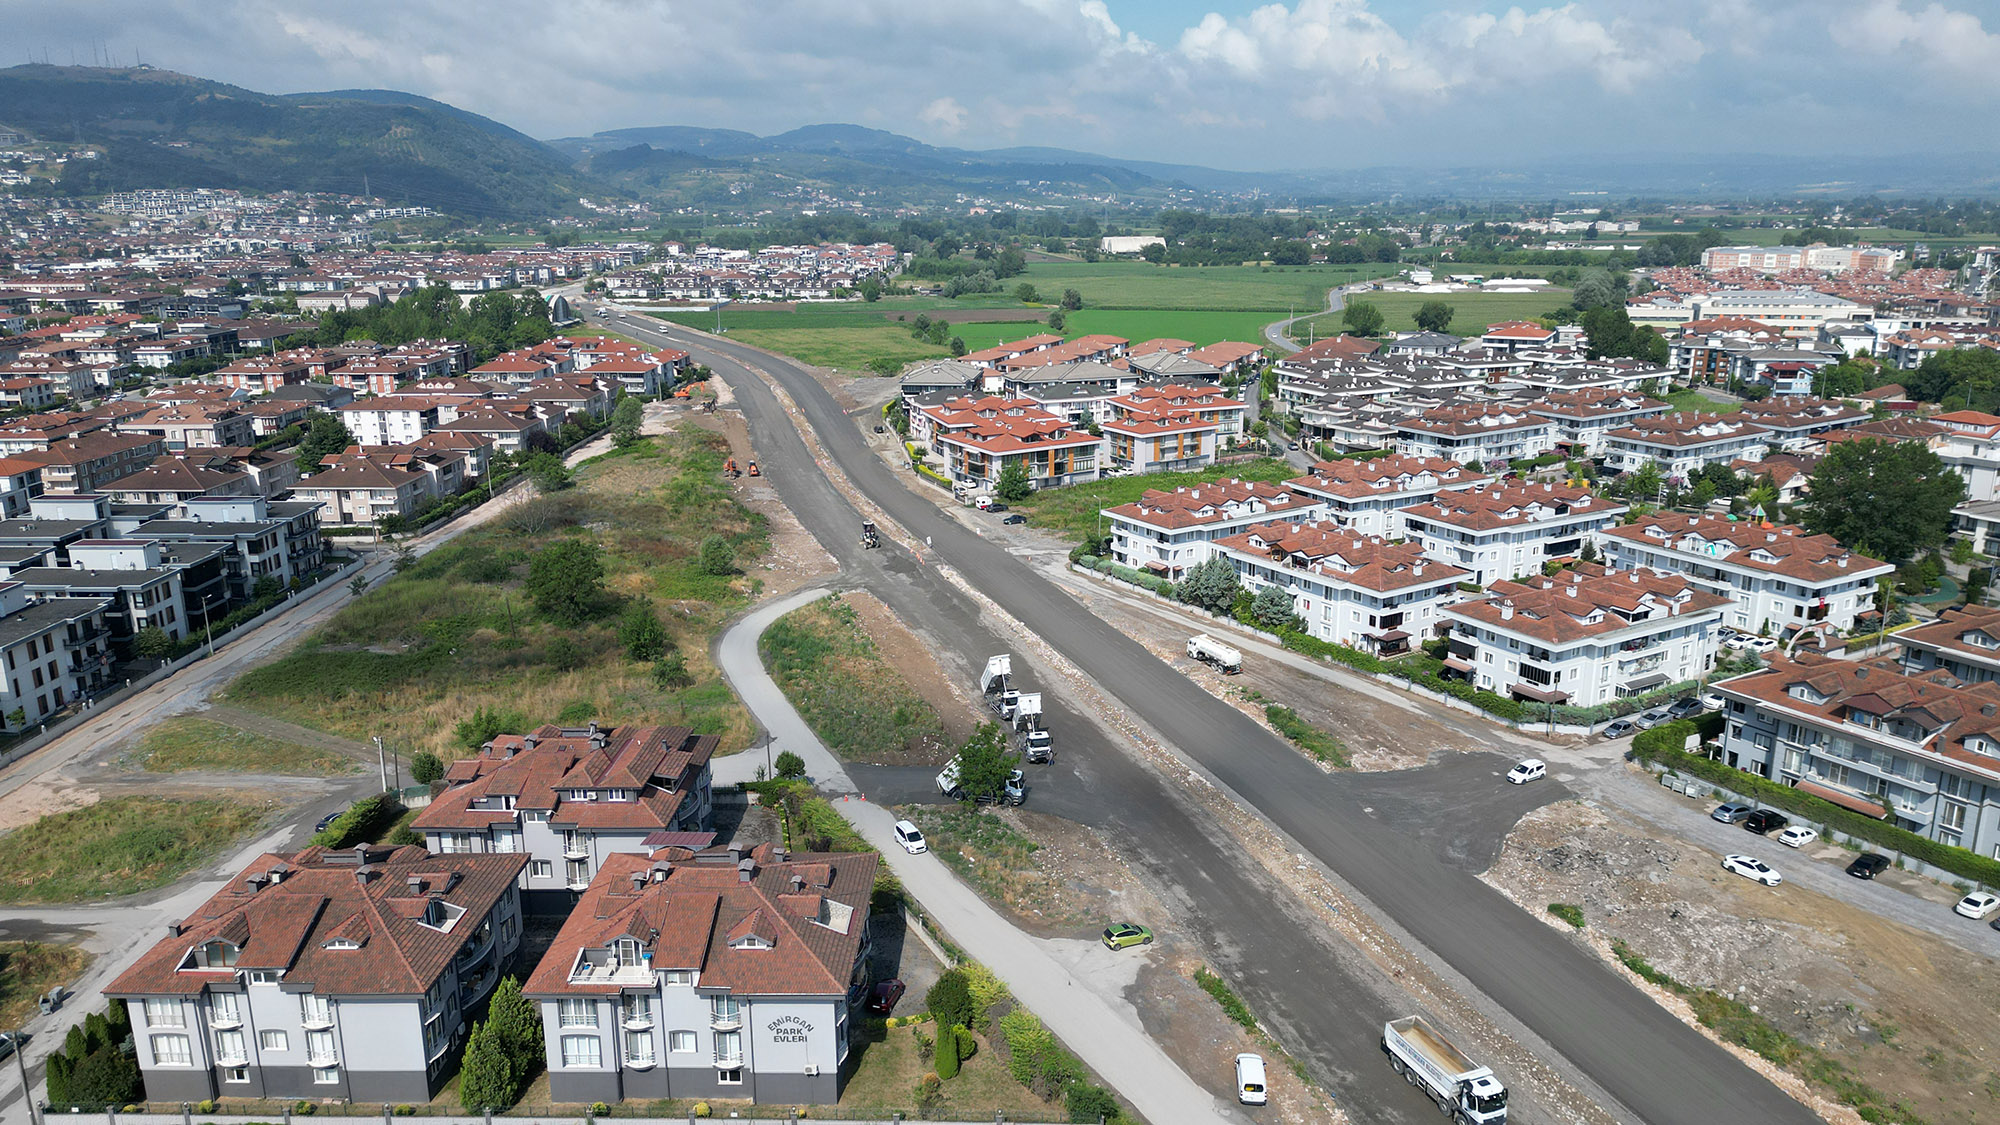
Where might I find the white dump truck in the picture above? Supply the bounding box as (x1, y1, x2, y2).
(935, 756, 1025, 805)
(978, 654, 1021, 719)
(1187, 634, 1243, 674)
(1382, 1016, 1507, 1124)
(1012, 692, 1052, 763)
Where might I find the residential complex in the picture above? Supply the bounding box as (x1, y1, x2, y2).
(1284, 455, 1488, 539)
(1211, 520, 1468, 654)
(1400, 483, 1626, 586)
(1101, 480, 1321, 578)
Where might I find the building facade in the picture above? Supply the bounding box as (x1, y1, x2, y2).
(1399, 483, 1626, 587)
(1596, 513, 1893, 637)
(1211, 520, 1468, 655)
(1100, 480, 1322, 579)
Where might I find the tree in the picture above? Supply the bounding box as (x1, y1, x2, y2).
(410, 750, 445, 785)
(346, 574, 369, 597)
(1013, 282, 1039, 303)
(1060, 288, 1084, 310)
(457, 1020, 518, 1110)
(697, 535, 735, 576)
(132, 626, 173, 661)
(1067, 1083, 1120, 1123)
(1413, 300, 1454, 333)
(609, 396, 644, 447)
(487, 976, 543, 1074)
(522, 451, 573, 493)
(949, 336, 967, 357)
(1178, 556, 1240, 614)
(65, 1045, 143, 1106)
(1271, 240, 1310, 266)
(1803, 438, 1964, 563)
(1341, 300, 1385, 337)
(773, 750, 807, 779)
(525, 539, 606, 624)
(296, 413, 355, 476)
(619, 601, 670, 660)
(867, 356, 901, 378)
(926, 968, 978, 1032)
(253, 575, 283, 602)
(652, 652, 693, 692)
(952, 721, 1018, 804)
(1250, 585, 1297, 629)
(456, 705, 528, 749)
(1046, 308, 1067, 333)
(1622, 460, 1665, 503)
(1571, 269, 1617, 310)
(1907, 347, 2000, 411)
(994, 461, 1033, 503)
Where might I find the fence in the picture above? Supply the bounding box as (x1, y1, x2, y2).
(0, 556, 365, 774)
(53, 1108, 1075, 1125)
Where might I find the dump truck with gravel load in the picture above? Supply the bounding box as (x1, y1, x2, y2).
(1382, 1015, 1507, 1124)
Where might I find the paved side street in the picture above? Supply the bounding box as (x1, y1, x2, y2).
(712, 586, 1235, 1124)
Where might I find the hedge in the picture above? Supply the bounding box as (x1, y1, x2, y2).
(1631, 740, 2000, 889)
(310, 793, 403, 849)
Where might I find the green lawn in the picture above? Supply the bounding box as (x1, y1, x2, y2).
(129, 716, 361, 776)
(1295, 288, 1572, 339)
(1017, 261, 1398, 310)
(1014, 459, 1298, 545)
(0, 797, 274, 903)
(1664, 388, 1740, 414)
(839, 1020, 1059, 1118)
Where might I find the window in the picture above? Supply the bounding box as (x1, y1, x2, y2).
(150, 1034, 192, 1066)
(531, 860, 553, 879)
(301, 995, 333, 1025)
(1942, 802, 1968, 832)
(210, 992, 240, 1025)
(623, 1030, 655, 1067)
(313, 1067, 340, 1085)
(223, 1066, 249, 1083)
(307, 1029, 338, 1066)
(559, 998, 598, 1027)
(561, 1035, 602, 1068)
(248, 970, 280, 984)
(669, 1030, 697, 1053)
(260, 1030, 289, 1052)
(214, 1029, 247, 1065)
(144, 999, 184, 1028)
(663, 970, 694, 986)
(717, 1067, 743, 1085)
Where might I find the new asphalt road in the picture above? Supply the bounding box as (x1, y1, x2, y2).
(608, 312, 1822, 1125)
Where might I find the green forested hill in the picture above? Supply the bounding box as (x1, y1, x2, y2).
(0, 65, 604, 219)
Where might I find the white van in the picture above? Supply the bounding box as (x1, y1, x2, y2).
(1234, 1052, 1268, 1105)
(892, 820, 927, 854)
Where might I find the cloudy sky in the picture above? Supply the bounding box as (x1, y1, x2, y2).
(4, 0, 1997, 169)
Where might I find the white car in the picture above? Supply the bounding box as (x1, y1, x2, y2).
(1506, 758, 1547, 785)
(1722, 854, 1783, 886)
(1722, 634, 1756, 651)
(1776, 825, 1819, 848)
(1700, 692, 1727, 711)
(1746, 637, 1780, 653)
(1955, 891, 2000, 919)
(892, 820, 927, 855)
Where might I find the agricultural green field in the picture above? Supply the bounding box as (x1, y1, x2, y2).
(1294, 287, 1572, 339)
(1016, 261, 1399, 310)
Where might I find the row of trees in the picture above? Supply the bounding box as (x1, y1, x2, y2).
(308, 284, 555, 365)
(457, 978, 545, 1110)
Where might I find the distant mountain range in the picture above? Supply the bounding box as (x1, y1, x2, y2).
(6, 64, 1996, 222)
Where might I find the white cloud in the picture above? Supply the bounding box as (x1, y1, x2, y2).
(1830, 0, 2000, 82)
(920, 96, 969, 135)
(1426, 5, 1702, 94)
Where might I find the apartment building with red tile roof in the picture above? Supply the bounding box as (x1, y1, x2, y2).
(1442, 563, 1731, 706)
(106, 843, 529, 1103)
(1601, 411, 1770, 477)
(1285, 453, 1489, 538)
(1595, 511, 1892, 636)
(912, 395, 1100, 493)
(1393, 403, 1556, 466)
(526, 844, 876, 1105)
(1102, 479, 1324, 577)
(1734, 396, 1869, 450)
(1401, 482, 1626, 586)
(1211, 518, 1467, 653)
(1525, 388, 1671, 456)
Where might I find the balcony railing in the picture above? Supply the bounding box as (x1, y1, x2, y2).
(209, 1010, 243, 1030)
(300, 1007, 334, 1030)
(569, 961, 655, 987)
(621, 1007, 655, 1030)
(307, 1049, 339, 1067)
(712, 1050, 744, 1068)
(709, 1005, 742, 1032)
(215, 1048, 250, 1067)
(562, 838, 590, 859)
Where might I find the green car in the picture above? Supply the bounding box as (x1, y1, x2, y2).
(1101, 923, 1153, 950)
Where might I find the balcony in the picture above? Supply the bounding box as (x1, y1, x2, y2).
(621, 1006, 656, 1031)
(709, 1004, 742, 1032)
(215, 1047, 250, 1067)
(307, 1049, 339, 1067)
(300, 1007, 335, 1031)
(568, 958, 655, 988)
(208, 1008, 243, 1031)
(561, 837, 590, 859)
(712, 1049, 744, 1068)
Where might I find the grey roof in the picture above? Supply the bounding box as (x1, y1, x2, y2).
(0, 596, 110, 649)
(132, 518, 285, 539)
(1020, 381, 1120, 401)
(11, 565, 179, 591)
(1001, 360, 1129, 386)
(898, 359, 980, 389)
(1389, 331, 1463, 349)
(0, 519, 105, 541)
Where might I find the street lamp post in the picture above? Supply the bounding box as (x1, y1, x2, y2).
(5, 1026, 37, 1125)
(197, 595, 215, 657)
(763, 730, 773, 779)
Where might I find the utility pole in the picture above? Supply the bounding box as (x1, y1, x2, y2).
(373, 735, 387, 792)
(7, 1027, 34, 1125)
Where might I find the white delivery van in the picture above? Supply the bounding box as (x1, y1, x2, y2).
(1234, 1053, 1268, 1105)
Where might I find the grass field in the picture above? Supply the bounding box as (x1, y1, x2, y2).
(1017, 260, 1399, 309)
(129, 715, 361, 776)
(0, 942, 89, 1026)
(226, 426, 768, 756)
(1013, 458, 1297, 545)
(759, 595, 952, 764)
(1665, 388, 1740, 414)
(1293, 287, 1571, 339)
(839, 1020, 1057, 1117)
(0, 797, 273, 903)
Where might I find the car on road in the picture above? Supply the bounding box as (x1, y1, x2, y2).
(1722, 634, 1755, 651)
(0, 1031, 15, 1062)
(1633, 708, 1674, 729)
(1700, 691, 1728, 711)
(1235, 1053, 1268, 1105)
(1722, 854, 1783, 886)
(1601, 718, 1636, 739)
(986, 502, 1009, 513)
(1846, 853, 1892, 879)
(1711, 803, 1754, 824)
(1505, 759, 1547, 785)
(1954, 891, 2000, 919)
(1742, 809, 1790, 834)
(867, 979, 907, 1014)
(313, 811, 341, 833)
(873, 424, 886, 433)
(892, 820, 927, 854)
(1666, 696, 1704, 719)
(1101, 923, 1154, 950)
(1003, 514, 1027, 525)
(1776, 825, 1820, 848)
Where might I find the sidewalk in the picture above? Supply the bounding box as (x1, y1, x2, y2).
(712, 589, 1229, 1125)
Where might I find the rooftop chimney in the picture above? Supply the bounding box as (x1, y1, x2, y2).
(166, 922, 183, 938)
(737, 859, 755, 883)
(1500, 600, 1514, 620)
(773, 847, 788, 863)
(523, 733, 539, 752)
(790, 874, 805, 893)
(630, 870, 646, 892)
(406, 875, 424, 895)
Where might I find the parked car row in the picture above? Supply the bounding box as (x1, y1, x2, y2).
(1707, 803, 2000, 927)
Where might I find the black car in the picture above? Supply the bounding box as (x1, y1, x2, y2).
(1666, 696, 1704, 719)
(986, 503, 1009, 513)
(313, 811, 341, 833)
(1846, 852, 1892, 879)
(1742, 809, 1789, 834)
(1003, 514, 1027, 525)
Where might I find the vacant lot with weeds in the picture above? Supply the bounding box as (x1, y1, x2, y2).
(226, 427, 768, 756)
(127, 715, 360, 776)
(0, 796, 273, 903)
(0, 941, 90, 1025)
(760, 594, 954, 763)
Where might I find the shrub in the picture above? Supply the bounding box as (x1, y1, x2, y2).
(589, 1103, 609, 1117)
(773, 750, 807, 780)
(693, 1102, 712, 1118)
(961, 960, 1010, 1015)
(293, 1102, 318, 1116)
(935, 1024, 963, 1080)
(1264, 704, 1350, 766)
(1547, 903, 1586, 929)
(1193, 966, 1257, 1029)
(1067, 1083, 1120, 1123)
(409, 750, 445, 785)
(926, 968, 977, 1033)
(912, 1027, 935, 1062)
(311, 793, 402, 848)
(396, 1106, 416, 1117)
(619, 600, 671, 661)
(197, 1101, 216, 1115)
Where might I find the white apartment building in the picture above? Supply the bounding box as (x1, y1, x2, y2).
(1284, 455, 1489, 539)
(1686, 291, 1869, 339)
(1400, 483, 1627, 587)
(1101, 480, 1323, 578)
(1442, 564, 1731, 707)
(1211, 519, 1469, 655)
(1596, 512, 1893, 636)
(1602, 412, 1771, 478)
(1931, 410, 2000, 503)
(1393, 403, 1556, 467)
(1527, 389, 1670, 457)
(1735, 397, 1869, 452)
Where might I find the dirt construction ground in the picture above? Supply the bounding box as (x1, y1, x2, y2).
(1486, 799, 2000, 1125)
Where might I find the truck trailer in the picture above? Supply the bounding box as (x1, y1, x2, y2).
(1187, 634, 1243, 674)
(1381, 1015, 1507, 1124)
